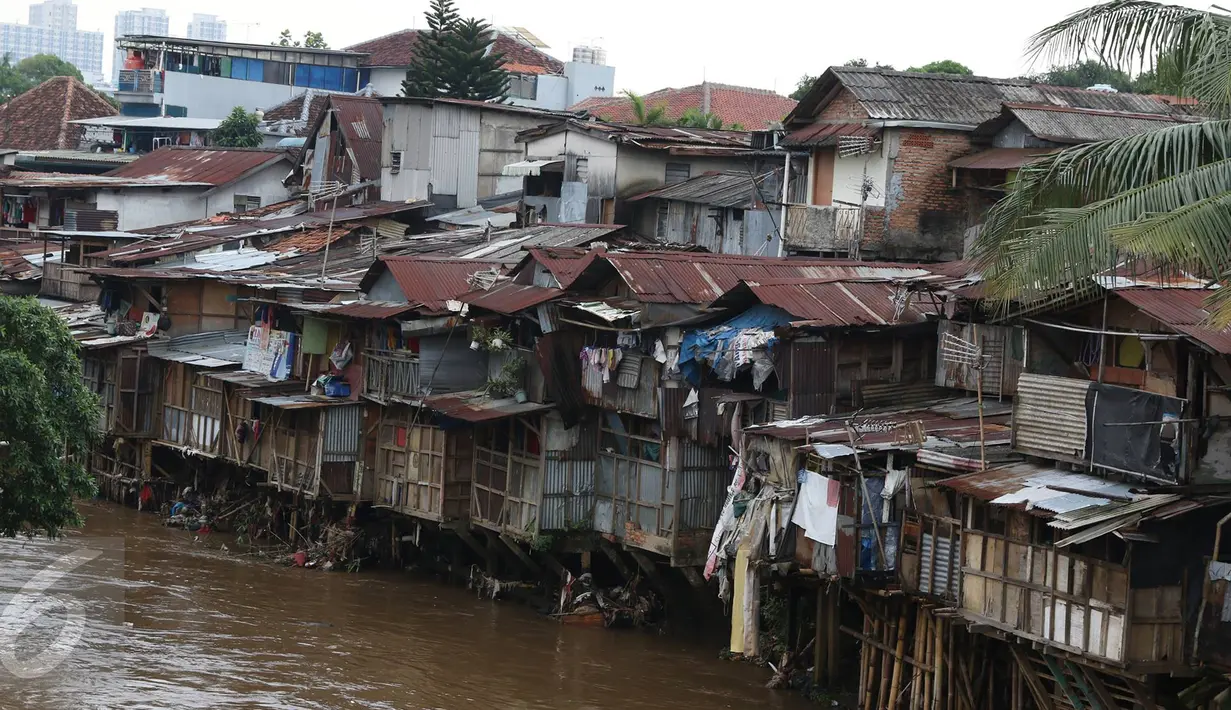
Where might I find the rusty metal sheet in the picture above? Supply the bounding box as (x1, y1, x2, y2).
(367, 257, 504, 315)
(330, 95, 383, 184)
(948, 147, 1058, 170)
(783, 122, 879, 148)
(1113, 287, 1231, 354)
(626, 171, 764, 208)
(423, 389, 554, 423)
(106, 146, 290, 186)
(461, 282, 562, 315)
(304, 301, 417, 319)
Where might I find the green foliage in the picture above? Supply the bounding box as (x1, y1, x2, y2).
(0, 52, 86, 103)
(677, 107, 727, 129)
(790, 74, 817, 101)
(0, 297, 99, 538)
(622, 89, 669, 126)
(275, 30, 328, 48)
(485, 356, 526, 398)
(974, 1, 1231, 327)
(212, 106, 262, 148)
(843, 57, 895, 70)
(402, 0, 509, 101)
(906, 59, 974, 75)
(1032, 59, 1135, 91)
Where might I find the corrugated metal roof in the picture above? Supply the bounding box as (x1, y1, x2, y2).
(455, 224, 624, 262)
(783, 122, 878, 148)
(462, 282, 562, 314)
(601, 252, 955, 305)
(146, 329, 248, 367)
(790, 67, 1185, 128)
(297, 301, 417, 319)
(948, 147, 1059, 170)
(626, 171, 767, 209)
(0, 172, 211, 189)
(374, 257, 503, 315)
(207, 370, 303, 389)
(745, 397, 1013, 448)
(423, 390, 554, 422)
(727, 277, 943, 326)
(106, 147, 289, 186)
(1005, 103, 1194, 144)
(250, 394, 355, 409)
(1113, 288, 1231, 354)
(330, 95, 383, 183)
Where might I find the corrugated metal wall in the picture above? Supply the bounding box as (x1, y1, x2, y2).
(430, 104, 464, 198)
(676, 440, 727, 530)
(789, 339, 836, 417)
(935, 320, 1025, 396)
(1012, 373, 1090, 459)
(420, 333, 488, 393)
(456, 109, 481, 208)
(322, 404, 363, 462)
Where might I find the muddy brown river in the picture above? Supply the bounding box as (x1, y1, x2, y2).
(0, 501, 812, 710)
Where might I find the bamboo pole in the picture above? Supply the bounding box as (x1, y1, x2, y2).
(888, 605, 909, 709)
(859, 613, 871, 707)
(932, 616, 944, 710)
(877, 609, 894, 710)
(922, 610, 933, 710)
(814, 587, 826, 686)
(828, 585, 839, 683)
(912, 609, 928, 710)
(863, 615, 879, 710)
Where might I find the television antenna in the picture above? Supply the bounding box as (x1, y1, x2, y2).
(309, 179, 347, 282)
(941, 332, 988, 469)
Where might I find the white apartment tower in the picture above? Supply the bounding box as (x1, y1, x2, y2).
(0, 0, 104, 84)
(186, 14, 227, 42)
(115, 8, 169, 38)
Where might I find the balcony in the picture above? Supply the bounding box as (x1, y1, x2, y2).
(117, 69, 163, 99)
(363, 350, 422, 403)
(784, 204, 863, 254)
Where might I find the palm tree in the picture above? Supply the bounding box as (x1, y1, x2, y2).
(677, 107, 726, 129)
(970, 1, 1231, 322)
(623, 90, 670, 126)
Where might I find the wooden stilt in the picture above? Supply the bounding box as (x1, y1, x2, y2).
(827, 585, 839, 683)
(864, 615, 879, 710)
(877, 608, 894, 710)
(933, 617, 944, 710)
(888, 604, 909, 709)
(814, 587, 826, 686)
(922, 610, 934, 710)
(912, 608, 927, 710)
(859, 612, 870, 705)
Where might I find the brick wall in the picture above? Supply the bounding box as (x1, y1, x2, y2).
(816, 88, 868, 121)
(877, 129, 973, 261)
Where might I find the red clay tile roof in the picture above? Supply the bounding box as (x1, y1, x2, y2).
(106, 147, 290, 186)
(0, 76, 119, 150)
(572, 83, 796, 129)
(346, 28, 563, 74)
(261, 92, 332, 135)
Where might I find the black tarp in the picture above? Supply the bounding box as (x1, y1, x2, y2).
(1086, 383, 1184, 481)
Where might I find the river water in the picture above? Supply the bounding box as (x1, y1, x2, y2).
(0, 502, 811, 710)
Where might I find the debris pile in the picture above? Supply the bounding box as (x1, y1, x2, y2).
(555, 572, 659, 628)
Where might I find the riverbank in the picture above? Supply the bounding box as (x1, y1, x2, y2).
(0, 500, 815, 710)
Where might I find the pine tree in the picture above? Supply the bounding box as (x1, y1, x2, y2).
(401, 0, 460, 98)
(443, 18, 509, 102)
(401, 0, 510, 102)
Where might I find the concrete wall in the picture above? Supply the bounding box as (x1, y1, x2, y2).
(563, 61, 615, 108)
(95, 165, 291, 230)
(507, 75, 569, 111)
(163, 73, 305, 119)
(366, 67, 405, 96)
(831, 144, 888, 207)
(367, 269, 405, 302)
(876, 128, 974, 261)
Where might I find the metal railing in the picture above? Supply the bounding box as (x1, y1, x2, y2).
(364, 351, 422, 402)
(117, 69, 164, 93)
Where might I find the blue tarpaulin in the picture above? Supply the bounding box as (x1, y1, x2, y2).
(678, 305, 793, 386)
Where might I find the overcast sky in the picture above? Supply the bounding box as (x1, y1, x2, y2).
(9, 0, 1208, 93)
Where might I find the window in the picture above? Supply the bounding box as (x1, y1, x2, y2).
(656, 201, 669, 238)
(164, 105, 187, 118)
(390, 151, 403, 174)
(233, 195, 261, 213)
(665, 162, 690, 184)
(574, 157, 588, 182)
(508, 73, 538, 100)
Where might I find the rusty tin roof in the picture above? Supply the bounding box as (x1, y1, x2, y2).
(106, 147, 291, 187)
(462, 282, 562, 315)
(365, 257, 503, 315)
(423, 390, 554, 423)
(1113, 287, 1231, 354)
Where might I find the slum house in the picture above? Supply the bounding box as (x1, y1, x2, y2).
(289, 94, 384, 206)
(359, 224, 629, 531)
(487, 249, 948, 567)
(257, 86, 380, 149)
(0, 76, 119, 152)
(783, 67, 1192, 260)
(101, 146, 296, 229)
(379, 97, 579, 214)
(508, 120, 759, 225)
(625, 171, 785, 256)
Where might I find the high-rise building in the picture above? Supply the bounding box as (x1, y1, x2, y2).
(186, 14, 227, 42)
(114, 8, 169, 84)
(0, 0, 104, 84)
(114, 8, 169, 38)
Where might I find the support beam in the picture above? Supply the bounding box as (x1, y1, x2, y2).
(1043, 655, 1087, 710)
(1076, 665, 1120, 710)
(1125, 679, 1159, 710)
(1008, 645, 1053, 710)
(598, 537, 635, 581)
(1065, 661, 1105, 710)
(679, 566, 707, 589)
(627, 548, 668, 591)
(454, 526, 492, 564)
(497, 533, 543, 577)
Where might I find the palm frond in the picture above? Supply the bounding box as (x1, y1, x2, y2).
(971, 120, 1231, 304)
(1108, 188, 1231, 270)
